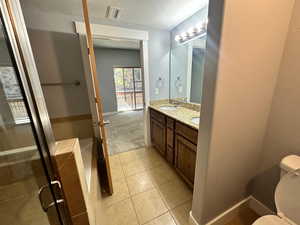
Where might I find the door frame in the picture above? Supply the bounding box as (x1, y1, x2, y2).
(75, 22, 151, 146)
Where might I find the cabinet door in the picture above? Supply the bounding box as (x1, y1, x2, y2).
(175, 135, 197, 187)
(151, 118, 166, 156)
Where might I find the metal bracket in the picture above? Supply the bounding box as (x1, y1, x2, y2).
(98, 120, 110, 126)
(44, 199, 65, 212)
(38, 180, 63, 212)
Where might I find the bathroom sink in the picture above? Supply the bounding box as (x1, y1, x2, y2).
(191, 117, 200, 125)
(159, 105, 178, 111)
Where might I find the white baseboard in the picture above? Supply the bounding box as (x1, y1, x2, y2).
(189, 196, 274, 225)
(248, 196, 274, 216)
(189, 211, 199, 225)
(189, 197, 250, 225)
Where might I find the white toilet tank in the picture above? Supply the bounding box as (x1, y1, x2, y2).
(280, 155, 300, 177)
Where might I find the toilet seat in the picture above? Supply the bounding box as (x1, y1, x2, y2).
(275, 169, 300, 225)
(253, 215, 290, 225)
(253, 169, 300, 225)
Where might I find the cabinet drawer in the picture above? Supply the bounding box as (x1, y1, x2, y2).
(175, 122, 198, 144)
(150, 108, 166, 124)
(167, 117, 174, 129)
(166, 146, 174, 165)
(167, 127, 174, 148)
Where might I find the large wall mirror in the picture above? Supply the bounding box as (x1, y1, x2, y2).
(170, 28, 207, 104)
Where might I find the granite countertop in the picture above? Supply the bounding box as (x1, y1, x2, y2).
(149, 103, 200, 130)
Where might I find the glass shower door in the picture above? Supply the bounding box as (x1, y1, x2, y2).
(0, 2, 65, 225)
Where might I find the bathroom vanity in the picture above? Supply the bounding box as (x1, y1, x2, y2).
(149, 104, 199, 188)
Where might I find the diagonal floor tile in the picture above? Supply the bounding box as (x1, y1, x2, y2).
(144, 212, 177, 225)
(126, 171, 155, 196)
(148, 164, 180, 186)
(157, 179, 192, 209)
(103, 198, 139, 225)
(101, 179, 130, 207)
(170, 201, 192, 225)
(131, 189, 168, 224)
(110, 166, 125, 182)
(122, 160, 147, 177)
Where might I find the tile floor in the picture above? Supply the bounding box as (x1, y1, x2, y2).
(99, 147, 193, 225)
(104, 111, 145, 155)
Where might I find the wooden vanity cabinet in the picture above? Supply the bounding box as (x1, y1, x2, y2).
(150, 108, 198, 188)
(150, 109, 166, 156)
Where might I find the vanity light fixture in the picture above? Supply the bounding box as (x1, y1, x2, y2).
(175, 19, 208, 44)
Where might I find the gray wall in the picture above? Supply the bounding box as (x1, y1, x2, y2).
(94, 48, 141, 113)
(27, 29, 91, 118)
(190, 48, 205, 103)
(252, 0, 300, 211)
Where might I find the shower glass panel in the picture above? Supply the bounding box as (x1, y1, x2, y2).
(0, 13, 62, 225)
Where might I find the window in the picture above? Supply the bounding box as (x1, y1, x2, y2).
(113, 67, 144, 111)
(0, 66, 29, 124)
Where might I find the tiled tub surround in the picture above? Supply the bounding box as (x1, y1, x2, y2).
(99, 147, 193, 225)
(54, 139, 94, 225)
(149, 101, 200, 130)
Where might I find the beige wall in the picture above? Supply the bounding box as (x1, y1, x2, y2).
(192, 0, 295, 223)
(252, 0, 300, 210)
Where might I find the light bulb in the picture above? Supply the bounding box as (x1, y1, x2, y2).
(195, 22, 203, 33)
(188, 27, 195, 37)
(175, 35, 181, 42)
(181, 32, 188, 40)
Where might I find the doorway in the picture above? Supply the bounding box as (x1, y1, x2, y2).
(92, 40, 145, 155)
(113, 67, 144, 112)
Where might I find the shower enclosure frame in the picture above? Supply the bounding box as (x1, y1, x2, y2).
(0, 0, 67, 224)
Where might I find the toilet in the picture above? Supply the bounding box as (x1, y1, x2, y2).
(253, 155, 300, 225)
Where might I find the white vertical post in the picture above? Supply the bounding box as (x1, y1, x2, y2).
(140, 40, 151, 147)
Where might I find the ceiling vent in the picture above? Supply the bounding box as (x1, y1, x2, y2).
(105, 6, 121, 20)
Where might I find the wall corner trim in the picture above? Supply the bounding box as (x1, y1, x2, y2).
(189, 211, 200, 225)
(248, 196, 275, 216)
(189, 196, 275, 225)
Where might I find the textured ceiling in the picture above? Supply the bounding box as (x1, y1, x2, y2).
(22, 0, 208, 30)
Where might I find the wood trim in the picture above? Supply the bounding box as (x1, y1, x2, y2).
(81, 0, 113, 194)
(50, 114, 92, 123)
